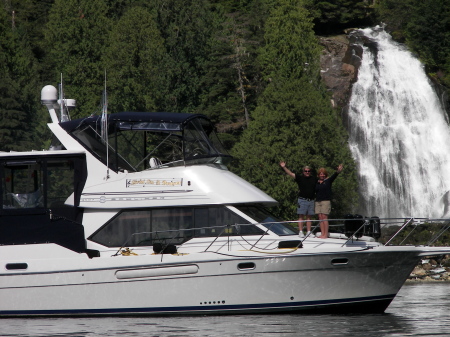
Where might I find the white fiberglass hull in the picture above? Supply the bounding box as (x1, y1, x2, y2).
(0, 245, 429, 316)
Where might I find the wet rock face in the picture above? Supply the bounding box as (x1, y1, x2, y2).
(319, 32, 370, 110)
(319, 35, 363, 109)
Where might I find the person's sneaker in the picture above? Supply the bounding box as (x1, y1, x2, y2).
(298, 232, 305, 238)
(306, 231, 315, 238)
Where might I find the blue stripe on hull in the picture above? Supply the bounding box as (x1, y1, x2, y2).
(0, 294, 395, 317)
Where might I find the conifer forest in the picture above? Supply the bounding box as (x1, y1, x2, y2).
(1, 0, 449, 219)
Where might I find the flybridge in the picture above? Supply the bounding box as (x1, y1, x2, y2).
(41, 85, 232, 173)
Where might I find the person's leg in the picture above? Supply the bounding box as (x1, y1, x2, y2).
(305, 201, 316, 237)
(321, 214, 329, 238)
(297, 198, 308, 236)
(298, 214, 305, 234)
(320, 201, 331, 238)
(305, 215, 312, 232)
(318, 213, 325, 238)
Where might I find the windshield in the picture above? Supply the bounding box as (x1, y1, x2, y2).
(67, 113, 231, 172)
(234, 205, 297, 236)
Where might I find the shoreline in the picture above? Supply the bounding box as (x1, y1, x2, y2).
(406, 257, 450, 282)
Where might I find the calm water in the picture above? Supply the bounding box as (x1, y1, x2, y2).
(2, 283, 450, 337)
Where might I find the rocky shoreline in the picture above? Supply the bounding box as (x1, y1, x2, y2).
(407, 257, 450, 282)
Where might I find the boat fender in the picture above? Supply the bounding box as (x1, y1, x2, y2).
(367, 216, 381, 240)
(344, 214, 364, 238)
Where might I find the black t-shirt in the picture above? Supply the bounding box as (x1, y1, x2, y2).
(315, 172, 339, 201)
(294, 174, 317, 199)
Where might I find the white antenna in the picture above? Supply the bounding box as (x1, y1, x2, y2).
(58, 74, 71, 122)
(101, 70, 110, 180)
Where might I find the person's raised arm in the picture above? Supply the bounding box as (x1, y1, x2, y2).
(280, 161, 295, 178)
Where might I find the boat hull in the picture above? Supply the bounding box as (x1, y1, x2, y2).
(0, 247, 420, 316)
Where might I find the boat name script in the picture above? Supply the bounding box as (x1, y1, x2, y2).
(126, 178, 182, 188)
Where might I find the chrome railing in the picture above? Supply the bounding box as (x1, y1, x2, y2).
(113, 217, 450, 256)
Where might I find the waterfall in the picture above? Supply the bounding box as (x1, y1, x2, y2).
(348, 26, 450, 219)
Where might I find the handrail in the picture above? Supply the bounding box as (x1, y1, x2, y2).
(428, 221, 450, 245)
(111, 217, 450, 256)
(384, 217, 415, 246)
(341, 220, 367, 247)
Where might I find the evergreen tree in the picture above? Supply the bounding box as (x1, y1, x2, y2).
(232, 0, 358, 220)
(306, 0, 374, 35)
(403, 0, 450, 86)
(104, 6, 166, 112)
(0, 6, 40, 151)
(258, 0, 322, 83)
(196, 3, 266, 146)
(43, 0, 111, 118)
(232, 78, 358, 219)
(149, 0, 217, 113)
(376, 0, 450, 90)
(9, 0, 54, 60)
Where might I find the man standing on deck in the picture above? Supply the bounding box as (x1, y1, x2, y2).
(280, 162, 317, 238)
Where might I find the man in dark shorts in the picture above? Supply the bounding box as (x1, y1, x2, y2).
(280, 161, 317, 238)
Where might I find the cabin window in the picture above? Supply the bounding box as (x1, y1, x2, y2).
(89, 206, 265, 248)
(0, 155, 86, 220)
(2, 162, 43, 209)
(46, 160, 77, 208)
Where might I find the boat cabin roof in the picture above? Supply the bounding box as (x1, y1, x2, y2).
(58, 111, 230, 173)
(60, 112, 210, 133)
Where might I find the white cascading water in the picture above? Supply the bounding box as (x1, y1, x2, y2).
(348, 26, 450, 219)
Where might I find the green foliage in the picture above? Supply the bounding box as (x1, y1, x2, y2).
(230, 0, 358, 220)
(196, 4, 266, 141)
(381, 223, 450, 247)
(149, 0, 217, 113)
(306, 0, 375, 35)
(374, 0, 413, 41)
(103, 6, 166, 112)
(376, 0, 450, 87)
(0, 6, 40, 151)
(403, 0, 450, 86)
(231, 77, 358, 220)
(2, 0, 412, 219)
(43, 0, 111, 117)
(259, 0, 321, 82)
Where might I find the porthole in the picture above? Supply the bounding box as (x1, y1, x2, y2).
(331, 258, 349, 266)
(6, 263, 28, 270)
(238, 262, 255, 270)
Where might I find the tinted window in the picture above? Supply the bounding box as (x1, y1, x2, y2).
(234, 205, 297, 236)
(89, 206, 265, 247)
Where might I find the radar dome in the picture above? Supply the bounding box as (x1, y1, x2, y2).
(41, 85, 58, 103)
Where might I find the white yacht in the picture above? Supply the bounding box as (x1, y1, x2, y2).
(0, 85, 448, 316)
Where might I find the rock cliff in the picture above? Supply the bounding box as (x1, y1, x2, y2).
(319, 34, 362, 110)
